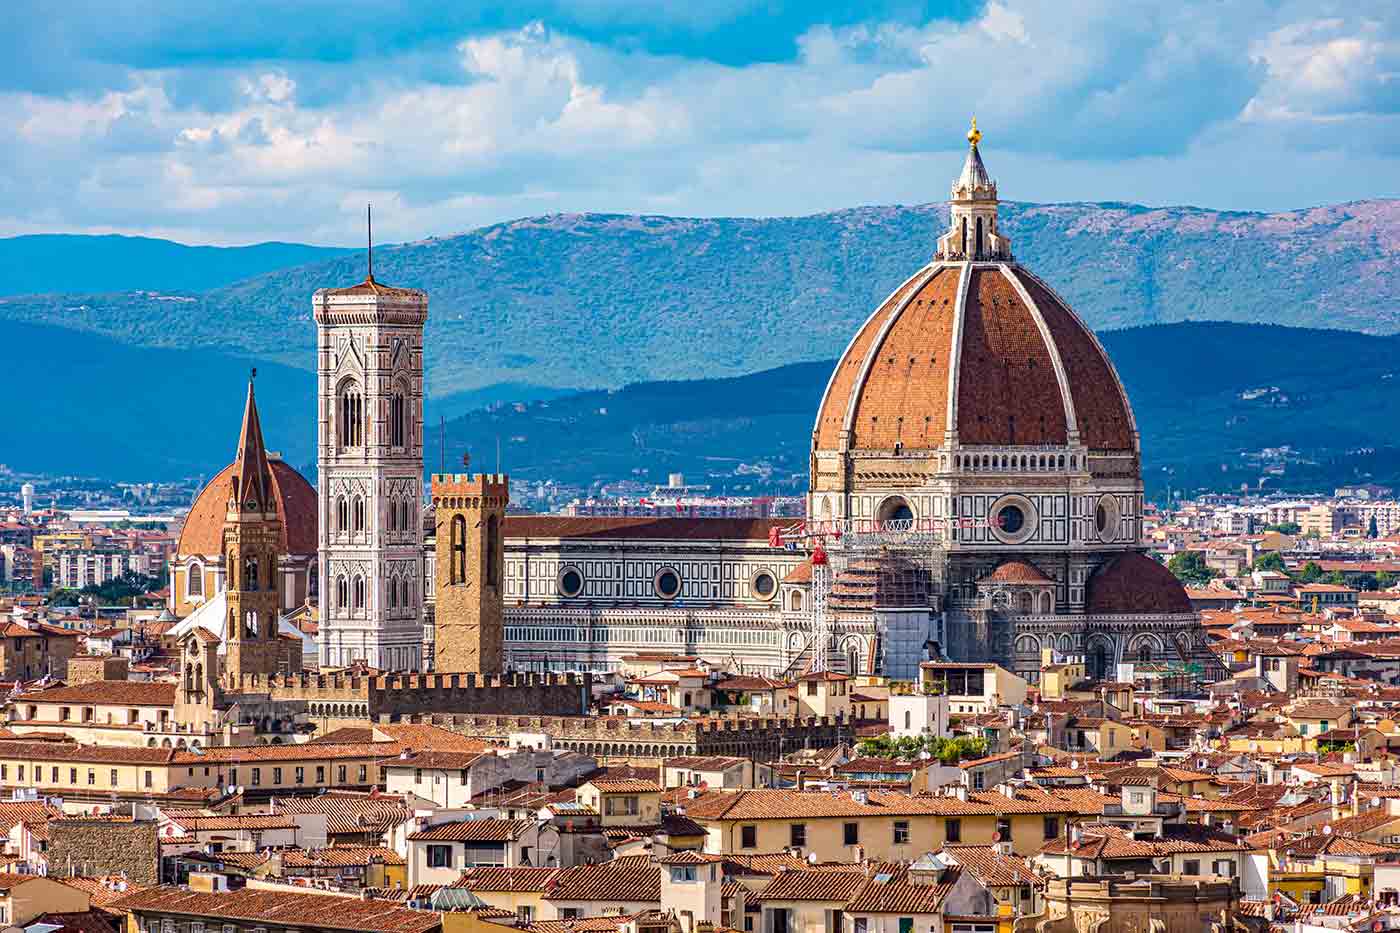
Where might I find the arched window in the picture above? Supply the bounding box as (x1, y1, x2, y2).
(336, 496, 348, 534)
(243, 555, 260, 591)
(450, 515, 467, 585)
(1137, 642, 1153, 664)
(904, 710, 911, 730)
(336, 575, 348, 610)
(960, 217, 968, 256)
(245, 610, 258, 639)
(486, 514, 500, 587)
(353, 575, 366, 610)
(975, 216, 985, 258)
(187, 562, 204, 598)
(353, 496, 365, 534)
(337, 382, 363, 448)
(391, 383, 407, 448)
(388, 578, 398, 609)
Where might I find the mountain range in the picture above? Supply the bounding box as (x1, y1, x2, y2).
(3, 197, 1399, 491)
(9, 313, 1400, 500)
(2, 198, 1398, 402)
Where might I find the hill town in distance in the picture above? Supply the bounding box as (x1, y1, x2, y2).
(6, 31, 1400, 933)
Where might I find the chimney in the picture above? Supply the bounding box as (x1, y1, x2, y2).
(796, 770, 805, 791)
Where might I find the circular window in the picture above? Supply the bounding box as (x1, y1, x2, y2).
(878, 497, 915, 524)
(989, 496, 1038, 545)
(1095, 495, 1120, 543)
(752, 571, 777, 600)
(997, 505, 1025, 534)
(558, 567, 584, 598)
(654, 568, 682, 600)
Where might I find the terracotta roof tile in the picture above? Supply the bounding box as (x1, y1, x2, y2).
(111, 886, 440, 933)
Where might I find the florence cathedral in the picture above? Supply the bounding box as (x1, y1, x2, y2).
(168, 123, 1222, 687)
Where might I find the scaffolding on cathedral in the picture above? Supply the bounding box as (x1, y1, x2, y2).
(771, 517, 972, 674)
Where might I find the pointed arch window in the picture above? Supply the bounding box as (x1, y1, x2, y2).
(388, 577, 398, 609)
(450, 515, 467, 585)
(353, 575, 366, 611)
(244, 610, 259, 639)
(390, 383, 407, 448)
(337, 382, 364, 449)
(485, 514, 500, 587)
(243, 555, 260, 591)
(337, 496, 349, 534)
(187, 562, 204, 598)
(960, 217, 968, 257)
(336, 575, 349, 610)
(353, 496, 365, 534)
(975, 216, 985, 259)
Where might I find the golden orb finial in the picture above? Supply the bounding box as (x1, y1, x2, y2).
(967, 116, 982, 147)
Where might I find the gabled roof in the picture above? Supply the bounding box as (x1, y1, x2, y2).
(545, 855, 660, 903)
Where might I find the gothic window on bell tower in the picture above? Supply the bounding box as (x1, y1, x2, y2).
(337, 381, 364, 449)
(353, 496, 365, 534)
(337, 496, 349, 535)
(336, 575, 348, 610)
(391, 381, 407, 448)
(243, 555, 260, 591)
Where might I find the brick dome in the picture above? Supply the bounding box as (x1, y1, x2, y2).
(983, 560, 1053, 585)
(1085, 552, 1192, 615)
(176, 458, 318, 558)
(814, 263, 1135, 455)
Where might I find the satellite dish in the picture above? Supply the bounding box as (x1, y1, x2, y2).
(1374, 797, 1382, 808)
(807, 852, 818, 864)
(1323, 824, 1333, 835)
(991, 831, 1002, 843)
(1070, 760, 1079, 771)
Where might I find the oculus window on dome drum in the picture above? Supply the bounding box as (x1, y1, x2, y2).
(655, 568, 682, 600)
(558, 567, 584, 598)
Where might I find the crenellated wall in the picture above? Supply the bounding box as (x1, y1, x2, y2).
(368, 710, 854, 762)
(233, 670, 591, 718)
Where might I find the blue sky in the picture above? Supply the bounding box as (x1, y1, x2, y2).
(3, 0, 1398, 245)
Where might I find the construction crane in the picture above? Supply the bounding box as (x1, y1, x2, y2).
(770, 516, 951, 674)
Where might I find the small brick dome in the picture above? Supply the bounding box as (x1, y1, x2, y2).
(1086, 552, 1193, 615)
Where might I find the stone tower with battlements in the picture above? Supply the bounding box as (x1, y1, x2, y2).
(223, 377, 291, 681)
(431, 473, 508, 674)
(313, 265, 428, 672)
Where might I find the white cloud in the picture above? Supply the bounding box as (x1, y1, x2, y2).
(0, 1, 1397, 246)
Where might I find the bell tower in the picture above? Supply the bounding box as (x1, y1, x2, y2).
(314, 211, 428, 672)
(223, 375, 289, 682)
(430, 473, 508, 674)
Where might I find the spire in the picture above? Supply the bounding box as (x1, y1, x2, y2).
(232, 370, 274, 514)
(366, 202, 374, 284)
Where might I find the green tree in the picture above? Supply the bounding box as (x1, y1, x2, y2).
(1167, 551, 1212, 586)
(1252, 551, 1287, 573)
(1298, 561, 1324, 583)
(1324, 571, 1347, 586)
(1265, 522, 1301, 535)
(1377, 571, 1395, 590)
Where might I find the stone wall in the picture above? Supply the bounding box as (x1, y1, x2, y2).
(234, 670, 590, 719)
(390, 711, 853, 762)
(48, 818, 160, 886)
(1039, 875, 1238, 933)
(67, 655, 128, 685)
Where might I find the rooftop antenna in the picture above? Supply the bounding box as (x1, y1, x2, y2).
(366, 203, 374, 281)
